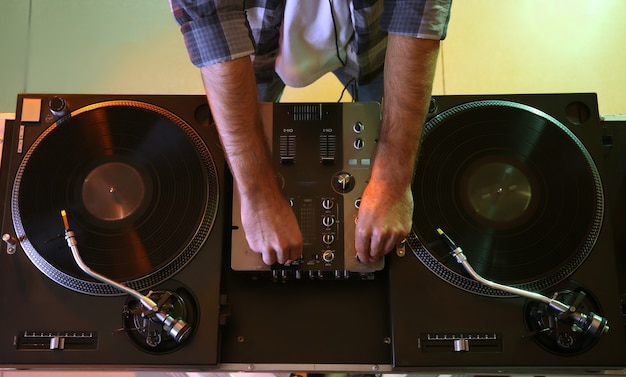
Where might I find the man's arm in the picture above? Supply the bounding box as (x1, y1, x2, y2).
(355, 34, 440, 263)
(201, 57, 303, 265)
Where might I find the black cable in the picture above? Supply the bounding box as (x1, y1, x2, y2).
(328, 0, 347, 67)
(352, 79, 359, 101)
(337, 77, 356, 103)
(329, 0, 358, 102)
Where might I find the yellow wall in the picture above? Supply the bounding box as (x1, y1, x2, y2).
(1, 0, 624, 114)
(440, 0, 626, 115)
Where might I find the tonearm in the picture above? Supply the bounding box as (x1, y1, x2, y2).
(60, 210, 191, 343)
(437, 228, 609, 338)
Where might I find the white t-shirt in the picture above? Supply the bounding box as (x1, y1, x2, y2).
(275, 0, 354, 87)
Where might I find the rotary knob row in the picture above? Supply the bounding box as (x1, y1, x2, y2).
(352, 121, 367, 150)
(321, 197, 337, 263)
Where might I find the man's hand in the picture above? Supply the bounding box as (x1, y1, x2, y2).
(201, 57, 303, 265)
(355, 179, 413, 263)
(353, 35, 440, 262)
(239, 185, 303, 265)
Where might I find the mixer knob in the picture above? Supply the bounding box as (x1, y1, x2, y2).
(353, 121, 364, 133)
(337, 173, 351, 189)
(322, 250, 335, 263)
(322, 216, 335, 227)
(333, 172, 354, 192)
(353, 138, 365, 150)
(321, 198, 334, 210)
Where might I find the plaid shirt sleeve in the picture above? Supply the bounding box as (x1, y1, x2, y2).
(380, 0, 452, 40)
(169, 0, 255, 67)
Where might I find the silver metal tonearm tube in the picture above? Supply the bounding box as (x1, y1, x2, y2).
(61, 210, 191, 343)
(437, 228, 609, 338)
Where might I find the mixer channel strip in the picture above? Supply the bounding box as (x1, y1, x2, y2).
(280, 134, 296, 163)
(320, 133, 336, 163)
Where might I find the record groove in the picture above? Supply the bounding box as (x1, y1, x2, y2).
(410, 100, 602, 296)
(12, 100, 219, 296)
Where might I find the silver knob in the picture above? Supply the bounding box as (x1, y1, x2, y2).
(2, 233, 17, 254)
(335, 172, 353, 192)
(322, 250, 335, 263)
(353, 138, 364, 150)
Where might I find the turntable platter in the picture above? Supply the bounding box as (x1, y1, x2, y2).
(11, 100, 220, 295)
(409, 100, 603, 296)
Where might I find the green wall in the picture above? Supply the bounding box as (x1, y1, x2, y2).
(0, 0, 203, 113)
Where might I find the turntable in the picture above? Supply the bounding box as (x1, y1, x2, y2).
(389, 93, 626, 372)
(0, 94, 227, 368)
(1, 92, 625, 372)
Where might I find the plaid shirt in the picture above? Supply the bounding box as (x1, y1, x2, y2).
(170, 0, 452, 84)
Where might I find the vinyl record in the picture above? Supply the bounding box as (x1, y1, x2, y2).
(409, 100, 603, 296)
(11, 100, 220, 295)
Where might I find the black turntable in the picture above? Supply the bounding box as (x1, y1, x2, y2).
(0, 94, 227, 368)
(1, 92, 625, 372)
(389, 93, 626, 372)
